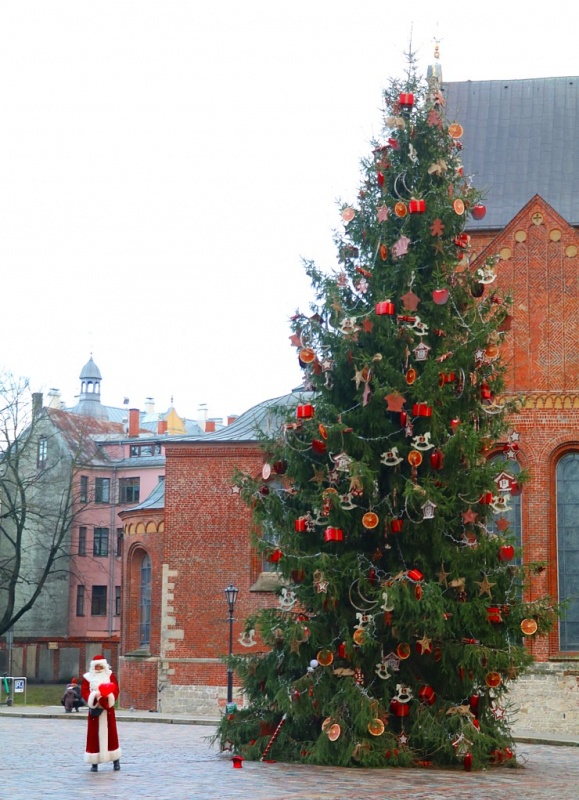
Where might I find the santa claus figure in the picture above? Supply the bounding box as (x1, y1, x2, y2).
(81, 654, 122, 772)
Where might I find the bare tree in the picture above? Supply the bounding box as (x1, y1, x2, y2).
(0, 374, 85, 637)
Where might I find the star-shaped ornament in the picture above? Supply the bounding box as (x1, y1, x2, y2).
(462, 508, 478, 524)
(397, 731, 410, 747)
(495, 516, 511, 532)
(362, 317, 373, 333)
(289, 332, 303, 348)
(437, 564, 450, 586)
(416, 634, 432, 654)
(377, 204, 390, 222)
(310, 468, 326, 485)
(476, 575, 496, 597)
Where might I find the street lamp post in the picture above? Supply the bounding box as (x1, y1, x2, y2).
(224, 584, 239, 706)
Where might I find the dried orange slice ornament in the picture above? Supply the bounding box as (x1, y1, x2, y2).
(321, 717, 332, 732)
(394, 202, 407, 218)
(318, 423, 328, 440)
(362, 512, 379, 529)
(368, 718, 385, 736)
(396, 642, 411, 660)
(341, 207, 356, 223)
(353, 628, 366, 645)
(448, 122, 464, 139)
(453, 199, 465, 215)
(328, 723, 341, 741)
(299, 347, 315, 364)
(317, 649, 334, 667)
(408, 450, 423, 467)
(485, 671, 502, 688)
(521, 618, 538, 636)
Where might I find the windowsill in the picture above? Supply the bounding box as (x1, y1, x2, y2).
(124, 648, 152, 658)
(250, 572, 283, 592)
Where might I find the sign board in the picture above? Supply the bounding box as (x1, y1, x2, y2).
(14, 679, 25, 693)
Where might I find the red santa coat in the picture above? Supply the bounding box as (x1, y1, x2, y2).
(81, 672, 121, 764)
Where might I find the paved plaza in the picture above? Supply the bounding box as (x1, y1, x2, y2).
(0, 708, 578, 800)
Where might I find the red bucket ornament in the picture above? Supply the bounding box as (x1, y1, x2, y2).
(390, 518, 404, 534)
(408, 198, 426, 214)
(311, 439, 327, 454)
(296, 404, 314, 419)
(413, 402, 432, 418)
(390, 699, 410, 717)
(399, 92, 414, 110)
(324, 526, 344, 543)
(376, 300, 395, 316)
(418, 685, 436, 705)
(294, 517, 308, 532)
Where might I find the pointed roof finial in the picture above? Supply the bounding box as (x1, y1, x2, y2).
(427, 35, 443, 88)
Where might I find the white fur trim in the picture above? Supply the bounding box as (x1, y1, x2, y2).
(83, 711, 122, 764)
(88, 690, 100, 709)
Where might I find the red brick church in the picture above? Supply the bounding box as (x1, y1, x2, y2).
(119, 76, 579, 733)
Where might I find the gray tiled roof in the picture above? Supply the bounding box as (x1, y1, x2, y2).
(443, 77, 579, 230)
(167, 387, 313, 443)
(123, 477, 166, 512)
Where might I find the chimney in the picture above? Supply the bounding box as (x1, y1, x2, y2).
(47, 388, 61, 409)
(145, 397, 155, 415)
(205, 420, 216, 433)
(227, 415, 238, 426)
(32, 392, 43, 419)
(157, 419, 168, 435)
(128, 408, 140, 437)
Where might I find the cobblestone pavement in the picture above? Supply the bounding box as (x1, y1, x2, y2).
(1, 714, 578, 800)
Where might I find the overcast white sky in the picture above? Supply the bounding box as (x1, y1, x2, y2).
(1, 1, 577, 423)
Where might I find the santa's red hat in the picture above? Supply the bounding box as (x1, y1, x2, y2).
(90, 654, 109, 669)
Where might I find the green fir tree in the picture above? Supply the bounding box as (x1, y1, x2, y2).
(217, 54, 558, 770)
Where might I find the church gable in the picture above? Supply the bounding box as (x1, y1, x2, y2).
(472, 195, 579, 394)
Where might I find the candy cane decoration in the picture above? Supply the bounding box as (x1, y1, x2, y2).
(260, 713, 287, 761)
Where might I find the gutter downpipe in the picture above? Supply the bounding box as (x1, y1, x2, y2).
(108, 465, 118, 640)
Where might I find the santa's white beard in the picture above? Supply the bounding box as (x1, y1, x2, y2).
(88, 668, 112, 692)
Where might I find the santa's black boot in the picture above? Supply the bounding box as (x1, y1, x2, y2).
(113, 760, 121, 771)
(91, 765, 98, 772)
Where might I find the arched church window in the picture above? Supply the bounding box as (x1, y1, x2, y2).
(139, 553, 151, 646)
(556, 453, 579, 651)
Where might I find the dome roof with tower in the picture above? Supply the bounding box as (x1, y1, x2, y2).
(71, 355, 109, 419)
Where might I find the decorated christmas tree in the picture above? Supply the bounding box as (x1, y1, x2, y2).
(218, 52, 557, 770)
